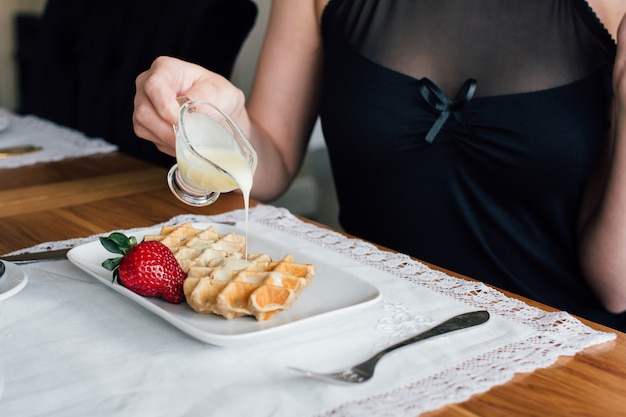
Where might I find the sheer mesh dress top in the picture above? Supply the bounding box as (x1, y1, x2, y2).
(319, 0, 625, 330)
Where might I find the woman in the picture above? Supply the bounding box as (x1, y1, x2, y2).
(133, 0, 626, 331)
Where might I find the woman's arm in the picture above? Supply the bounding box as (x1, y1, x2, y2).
(245, 0, 326, 200)
(133, 0, 326, 201)
(579, 3, 626, 313)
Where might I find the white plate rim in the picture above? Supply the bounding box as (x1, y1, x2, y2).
(0, 261, 28, 301)
(67, 222, 381, 346)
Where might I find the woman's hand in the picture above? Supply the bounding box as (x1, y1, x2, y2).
(132, 56, 248, 156)
(132, 0, 325, 202)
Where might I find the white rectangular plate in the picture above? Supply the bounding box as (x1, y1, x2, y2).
(67, 222, 381, 346)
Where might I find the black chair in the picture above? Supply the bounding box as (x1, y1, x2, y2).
(16, 0, 257, 167)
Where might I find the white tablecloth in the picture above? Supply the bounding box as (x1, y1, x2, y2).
(0, 108, 117, 169)
(0, 206, 615, 416)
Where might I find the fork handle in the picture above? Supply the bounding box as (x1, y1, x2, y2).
(377, 310, 490, 358)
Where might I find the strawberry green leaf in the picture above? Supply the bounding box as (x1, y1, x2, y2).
(99, 237, 124, 254)
(108, 232, 133, 251)
(99, 232, 138, 255)
(102, 257, 122, 271)
(99, 232, 138, 283)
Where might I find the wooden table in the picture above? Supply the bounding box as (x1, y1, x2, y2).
(0, 153, 253, 253)
(1, 152, 624, 417)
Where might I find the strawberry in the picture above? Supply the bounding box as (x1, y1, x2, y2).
(99, 232, 186, 304)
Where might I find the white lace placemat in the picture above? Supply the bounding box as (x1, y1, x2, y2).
(0, 108, 117, 169)
(4, 205, 615, 416)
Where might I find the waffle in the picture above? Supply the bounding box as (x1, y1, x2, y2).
(185, 254, 316, 320)
(144, 223, 316, 321)
(143, 223, 246, 273)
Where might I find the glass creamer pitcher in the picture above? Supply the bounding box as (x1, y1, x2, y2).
(167, 99, 257, 207)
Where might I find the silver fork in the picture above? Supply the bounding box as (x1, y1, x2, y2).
(289, 310, 490, 384)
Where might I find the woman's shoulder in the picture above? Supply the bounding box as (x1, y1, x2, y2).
(586, 0, 626, 40)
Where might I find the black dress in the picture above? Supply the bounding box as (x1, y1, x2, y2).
(319, 0, 626, 330)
